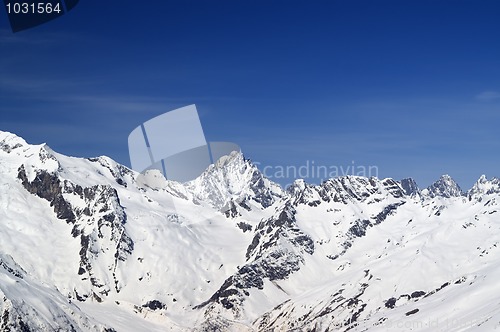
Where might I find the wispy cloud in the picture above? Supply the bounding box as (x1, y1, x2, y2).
(0, 75, 187, 114)
(49, 95, 187, 114)
(476, 90, 500, 102)
(0, 77, 84, 93)
(0, 28, 67, 45)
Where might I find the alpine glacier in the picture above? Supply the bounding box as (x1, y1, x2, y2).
(1, 130, 500, 331)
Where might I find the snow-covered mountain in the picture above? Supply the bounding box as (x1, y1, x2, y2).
(1, 130, 500, 331)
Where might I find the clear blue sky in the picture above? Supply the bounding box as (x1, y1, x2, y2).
(1, 0, 500, 189)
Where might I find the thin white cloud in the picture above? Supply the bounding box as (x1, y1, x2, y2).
(476, 91, 500, 102)
(0, 75, 183, 113)
(0, 77, 81, 92)
(0, 28, 66, 45)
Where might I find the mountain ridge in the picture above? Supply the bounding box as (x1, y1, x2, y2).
(1, 130, 500, 331)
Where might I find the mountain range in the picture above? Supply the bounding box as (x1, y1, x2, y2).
(1, 130, 500, 331)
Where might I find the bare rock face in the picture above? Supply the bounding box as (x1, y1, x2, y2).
(400, 177, 420, 196)
(424, 174, 463, 198)
(17, 156, 133, 302)
(2, 130, 500, 332)
(197, 202, 314, 314)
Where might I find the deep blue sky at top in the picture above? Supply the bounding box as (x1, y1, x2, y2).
(1, 0, 500, 189)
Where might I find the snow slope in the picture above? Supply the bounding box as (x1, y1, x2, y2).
(1, 130, 500, 331)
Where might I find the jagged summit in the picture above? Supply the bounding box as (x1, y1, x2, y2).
(423, 174, 463, 198)
(399, 177, 420, 196)
(184, 151, 284, 213)
(0, 130, 29, 153)
(468, 174, 500, 198)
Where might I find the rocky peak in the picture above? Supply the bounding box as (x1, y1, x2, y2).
(467, 175, 500, 198)
(184, 151, 284, 212)
(423, 174, 463, 198)
(286, 179, 322, 206)
(0, 130, 28, 154)
(317, 176, 405, 204)
(400, 178, 420, 196)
